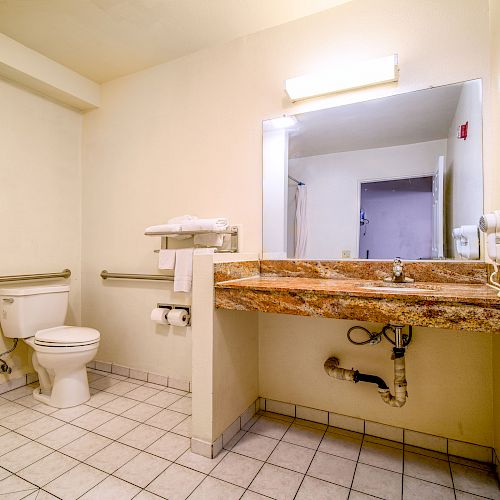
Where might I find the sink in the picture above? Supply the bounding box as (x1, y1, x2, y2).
(361, 285, 429, 293)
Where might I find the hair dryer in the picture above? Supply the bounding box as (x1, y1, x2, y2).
(479, 210, 500, 263)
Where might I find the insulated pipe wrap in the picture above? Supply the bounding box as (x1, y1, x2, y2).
(324, 357, 356, 382)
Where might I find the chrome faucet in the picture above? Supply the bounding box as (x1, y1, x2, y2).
(384, 258, 414, 283)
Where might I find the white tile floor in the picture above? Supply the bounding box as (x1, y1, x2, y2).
(0, 369, 498, 499)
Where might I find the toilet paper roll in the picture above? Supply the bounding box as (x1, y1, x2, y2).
(150, 308, 169, 324)
(167, 308, 189, 327)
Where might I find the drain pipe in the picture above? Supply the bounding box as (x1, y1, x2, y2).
(324, 325, 408, 408)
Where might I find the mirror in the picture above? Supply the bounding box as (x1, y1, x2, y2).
(262, 79, 483, 260)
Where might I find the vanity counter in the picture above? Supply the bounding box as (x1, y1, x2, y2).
(214, 262, 500, 333)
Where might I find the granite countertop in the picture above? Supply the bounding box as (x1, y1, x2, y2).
(215, 276, 500, 307)
(213, 261, 500, 333)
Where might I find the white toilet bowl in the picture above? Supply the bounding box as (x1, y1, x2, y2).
(25, 326, 100, 408)
(0, 284, 100, 409)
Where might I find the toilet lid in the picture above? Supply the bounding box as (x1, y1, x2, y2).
(35, 326, 100, 347)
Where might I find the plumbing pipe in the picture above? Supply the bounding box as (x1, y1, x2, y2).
(324, 350, 408, 407)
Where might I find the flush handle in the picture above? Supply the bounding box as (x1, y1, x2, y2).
(2, 298, 13, 304)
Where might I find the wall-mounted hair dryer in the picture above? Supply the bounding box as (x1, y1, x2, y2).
(479, 210, 500, 263)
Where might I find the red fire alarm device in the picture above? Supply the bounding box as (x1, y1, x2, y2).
(457, 121, 468, 140)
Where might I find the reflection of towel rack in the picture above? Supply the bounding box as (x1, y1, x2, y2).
(145, 226, 239, 253)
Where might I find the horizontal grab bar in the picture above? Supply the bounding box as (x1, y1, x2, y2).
(0, 269, 71, 283)
(100, 270, 174, 281)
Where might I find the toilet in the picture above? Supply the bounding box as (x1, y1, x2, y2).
(0, 284, 100, 408)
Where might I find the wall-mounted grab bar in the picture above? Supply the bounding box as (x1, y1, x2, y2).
(100, 270, 174, 281)
(0, 269, 71, 283)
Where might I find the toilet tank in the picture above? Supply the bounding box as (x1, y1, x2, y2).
(0, 285, 69, 339)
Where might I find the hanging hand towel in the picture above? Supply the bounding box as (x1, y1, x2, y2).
(174, 248, 194, 292)
(158, 249, 176, 270)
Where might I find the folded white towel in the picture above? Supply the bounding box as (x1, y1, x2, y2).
(194, 233, 224, 247)
(174, 248, 194, 292)
(182, 218, 228, 232)
(145, 223, 181, 234)
(158, 249, 176, 270)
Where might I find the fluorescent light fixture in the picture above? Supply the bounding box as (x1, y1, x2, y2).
(268, 115, 298, 129)
(285, 54, 399, 102)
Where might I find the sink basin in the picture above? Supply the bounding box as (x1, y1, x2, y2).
(361, 285, 429, 293)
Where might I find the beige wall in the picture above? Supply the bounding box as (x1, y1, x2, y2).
(0, 78, 82, 383)
(489, 0, 500, 467)
(81, 0, 497, 446)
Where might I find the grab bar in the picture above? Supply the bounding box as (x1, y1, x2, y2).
(100, 270, 174, 281)
(0, 269, 71, 283)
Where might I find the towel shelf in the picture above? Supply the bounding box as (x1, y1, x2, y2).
(0, 269, 71, 283)
(100, 270, 174, 281)
(146, 225, 239, 253)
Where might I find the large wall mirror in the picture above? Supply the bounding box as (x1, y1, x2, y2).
(262, 79, 484, 260)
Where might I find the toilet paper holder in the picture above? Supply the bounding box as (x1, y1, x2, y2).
(156, 303, 191, 326)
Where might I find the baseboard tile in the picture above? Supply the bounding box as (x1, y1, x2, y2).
(0, 372, 38, 395)
(257, 397, 495, 465)
(93, 359, 191, 393)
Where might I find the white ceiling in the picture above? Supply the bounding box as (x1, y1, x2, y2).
(0, 0, 351, 83)
(288, 83, 465, 158)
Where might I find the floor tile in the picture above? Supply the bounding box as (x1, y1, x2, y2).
(59, 432, 112, 461)
(86, 441, 140, 473)
(0, 402, 26, 419)
(145, 391, 182, 408)
(146, 408, 188, 431)
(0, 431, 30, 455)
(146, 431, 191, 461)
(363, 434, 403, 449)
(249, 463, 303, 500)
(51, 404, 93, 422)
(89, 376, 122, 391)
(147, 463, 205, 500)
(450, 462, 500, 499)
(189, 476, 245, 499)
(267, 441, 315, 473)
(17, 451, 78, 486)
(241, 491, 270, 500)
(100, 396, 140, 415)
(32, 403, 58, 415)
(167, 396, 192, 415)
(176, 449, 227, 474)
(15, 395, 39, 408)
(0, 474, 38, 497)
(318, 431, 362, 461)
(80, 474, 141, 499)
(450, 454, 495, 471)
(231, 431, 279, 461)
(104, 380, 141, 396)
(45, 463, 107, 500)
(404, 451, 453, 487)
(348, 491, 381, 499)
(122, 402, 163, 422)
(171, 415, 192, 437)
(2, 385, 38, 401)
(0, 408, 43, 430)
(352, 463, 402, 500)
(125, 386, 161, 401)
(93, 415, 140, 440)
(134, 491, 165, 500)
(282, 423, 324, 450)
(87, 372, 105, 383)
(307, 451, 356, 487)
(36, 423, 88, 449)
(295, 475, 349, 499)
(0, 441, 52, 472)
(0, 466, 10, 480)
(86, 390, 119, 408)
(249, 416, 290, 440)
(405, 444, 448, 462)
(210, 451, 263, 488)
(403, 475, 455, 499)
(114, 451, 171, 488)
(359, 440, 403, 473)
(118, 423, 166, 450)
(72, 408, 115, 430)
(16, 415, 61, 439)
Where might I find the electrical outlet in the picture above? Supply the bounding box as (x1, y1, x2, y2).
(342, 250, 351, 258)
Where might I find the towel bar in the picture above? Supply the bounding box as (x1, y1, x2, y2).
(0, 269, 71, 283)
(100, 270, 174, 281)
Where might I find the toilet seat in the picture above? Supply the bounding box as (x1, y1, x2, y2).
(34, 326, 100, 348)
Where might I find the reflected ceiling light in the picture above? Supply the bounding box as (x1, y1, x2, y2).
(268, 115, 298, 129)
(285, 54, 399, 102)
